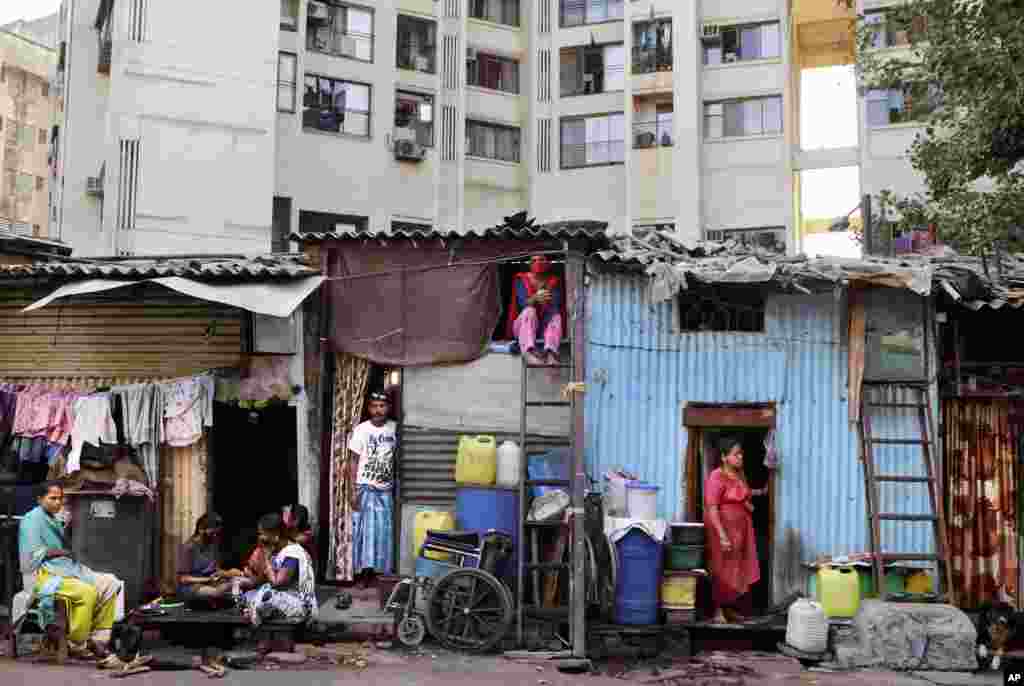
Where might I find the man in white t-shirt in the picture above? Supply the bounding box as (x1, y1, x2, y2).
(348, 391, 397, 575)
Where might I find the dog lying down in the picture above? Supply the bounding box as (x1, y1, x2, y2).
(977, 603, 1018, 672)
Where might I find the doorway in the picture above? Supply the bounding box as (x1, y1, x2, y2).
(212, 402, 298, 568)
(685, 406, 776, 615)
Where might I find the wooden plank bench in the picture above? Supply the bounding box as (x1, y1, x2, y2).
(127, 606, 307, 652)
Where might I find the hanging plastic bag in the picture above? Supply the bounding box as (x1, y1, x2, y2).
(764, 430, 779, 470)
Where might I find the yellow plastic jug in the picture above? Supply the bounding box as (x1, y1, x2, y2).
(817, 566, 861, 618)
(905, 570, 933, 594)
(455, 435, 497, 486)
(413, 510, 454, 561)
(660, 572, 698, 608)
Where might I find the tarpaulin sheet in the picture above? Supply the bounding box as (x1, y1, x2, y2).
(326, 239, 553, 366)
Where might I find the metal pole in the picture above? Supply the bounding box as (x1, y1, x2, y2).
(566, 250, 587, 659)
(862, 194, 873, 256)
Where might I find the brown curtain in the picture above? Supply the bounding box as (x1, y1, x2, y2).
(329, 352, 371, 581)
(944, 398, 1019, 608)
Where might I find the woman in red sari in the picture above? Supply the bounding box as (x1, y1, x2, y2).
(703, 437, 766, 623)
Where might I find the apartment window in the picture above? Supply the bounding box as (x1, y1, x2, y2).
(281, 0, 299, 30)
(35, 176, 44, 191)
(634, 104, 672, 148)
(560, 0, 622, 27)
(705, 227, 786, 255)
(303, 74, 371, 137)
(633, 19, 671, 74)
(13, 123, 34, 146)
(469, 0, 520, 27)
(866, 83, 941, 127)
(560, 44, 625, 96)
(299, 209, 368, 234)
(703, 22, 780, 65)
(466, 120, 521, 162)
(277, 53, 297, 112)
(467, 52, 520, 94)
(395, 91, 434, 146)
(38, 128, 47, 145)
(679, 287, 765, 333)
(864, 10, 926, 49)
(704, 96, 783, 139)
(41, 82, 49, 97)
(307, 2, 374, 62)
(397, 15, 437, 74)
(560, 113, 625, 168)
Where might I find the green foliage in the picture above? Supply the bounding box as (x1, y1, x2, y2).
(851, 0, 1024, 255)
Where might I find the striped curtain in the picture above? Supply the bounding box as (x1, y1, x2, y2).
(328, 353, 370, 581)
(944, 398, 1019, 608)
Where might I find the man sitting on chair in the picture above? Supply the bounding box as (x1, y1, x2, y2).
(506, 255, 564, 366)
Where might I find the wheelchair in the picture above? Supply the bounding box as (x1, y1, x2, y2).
(385, 528, 514, 652)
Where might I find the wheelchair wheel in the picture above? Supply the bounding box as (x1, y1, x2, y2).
(426, 568, 512, 653)
(397, 615, 426, 647)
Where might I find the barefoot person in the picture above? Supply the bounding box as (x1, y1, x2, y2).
(18, 481, 123, 659)
(349, 391, 397, 577)
(506, 255, 565, 366)
(243, 512, 317, 626)
(703, 438, 766, 624)
(176, 513, 241, 607)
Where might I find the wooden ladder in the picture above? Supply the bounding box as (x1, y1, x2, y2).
(859, 381, 952, 601)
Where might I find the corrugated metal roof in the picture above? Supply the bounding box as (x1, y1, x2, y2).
(0, 254, 318, 281)
(290, 220, 611, 244)
(584, 272, 936, 600)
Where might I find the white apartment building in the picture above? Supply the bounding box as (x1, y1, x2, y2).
(53, 0, 926, 257)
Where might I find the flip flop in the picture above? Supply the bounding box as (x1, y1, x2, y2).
(110, 666, 151, 678)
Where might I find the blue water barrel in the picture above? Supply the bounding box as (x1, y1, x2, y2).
(455, 486, 519, 577)
(615, 528, 663, 625)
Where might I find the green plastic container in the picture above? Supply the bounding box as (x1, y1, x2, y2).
(666, 544, 704, 570)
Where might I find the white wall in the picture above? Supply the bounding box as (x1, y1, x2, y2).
(58, 0, 278, 256)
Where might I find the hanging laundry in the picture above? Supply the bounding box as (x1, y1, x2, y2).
(0, 389, 16, 452)
(161, 375, 214, 448)
(67, 393, 118, 474)
(114, 383, 164, 488)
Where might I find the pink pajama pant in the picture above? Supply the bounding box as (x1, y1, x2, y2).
(513, 307, 563, 353)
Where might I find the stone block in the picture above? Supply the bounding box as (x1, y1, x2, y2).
(833, 600, 977, 671)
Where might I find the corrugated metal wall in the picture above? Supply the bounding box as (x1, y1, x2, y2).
(401, 427, 569, 502)
(584, 272, 936, 598)
(0, 286, 243, 377)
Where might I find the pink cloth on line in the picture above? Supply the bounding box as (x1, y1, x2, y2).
(513, 307, 563, 354)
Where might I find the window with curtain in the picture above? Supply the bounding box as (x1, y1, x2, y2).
(560, 43, 624, 96)
(864, 9, 927, 49)
(303, 74, 372, 137)
(467, 52, 520, 94)
(633, 19, 672, 73)
(466, 120, 521, 162)
(703, 96, 782, 139)
(469, 0, 520, 27)
(702, 22, 780, 65)
(560, 0, 622, 27)
(866, 83, 941, 127)
(307, 2, 374, 61)
(560, 113, 624, 168)
(277, 52, 297, 112)
(394, 91, 434, 146)
(397, 15, 437, 73)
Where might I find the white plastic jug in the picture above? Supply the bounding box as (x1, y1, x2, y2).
(785, 598, 828, 655)
(496, 440, 521, 487)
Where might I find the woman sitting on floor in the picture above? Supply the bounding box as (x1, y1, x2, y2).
(18, 481, 123, 660)
(176, 512, 242, 608)
(283, 503, 316, 570)
(242, 512, 317, 626)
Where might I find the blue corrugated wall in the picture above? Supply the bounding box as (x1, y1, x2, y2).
(584, 272, 934, 597)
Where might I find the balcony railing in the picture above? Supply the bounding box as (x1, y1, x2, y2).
(633, 117, 673, 148)
(560, 140, 625, 168)
(632, 46, 671, 74)
(307, 30, 373, 62)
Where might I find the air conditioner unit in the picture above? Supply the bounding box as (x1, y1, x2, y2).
(308, 1, 329, 22)
(394, 139, 426, 162)
(86, 176, 103, 196)
(701, 24, 721, 40)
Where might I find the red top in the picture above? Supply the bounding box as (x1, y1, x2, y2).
(703, 467, 760, 607)
(505, 272, 566, 339)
